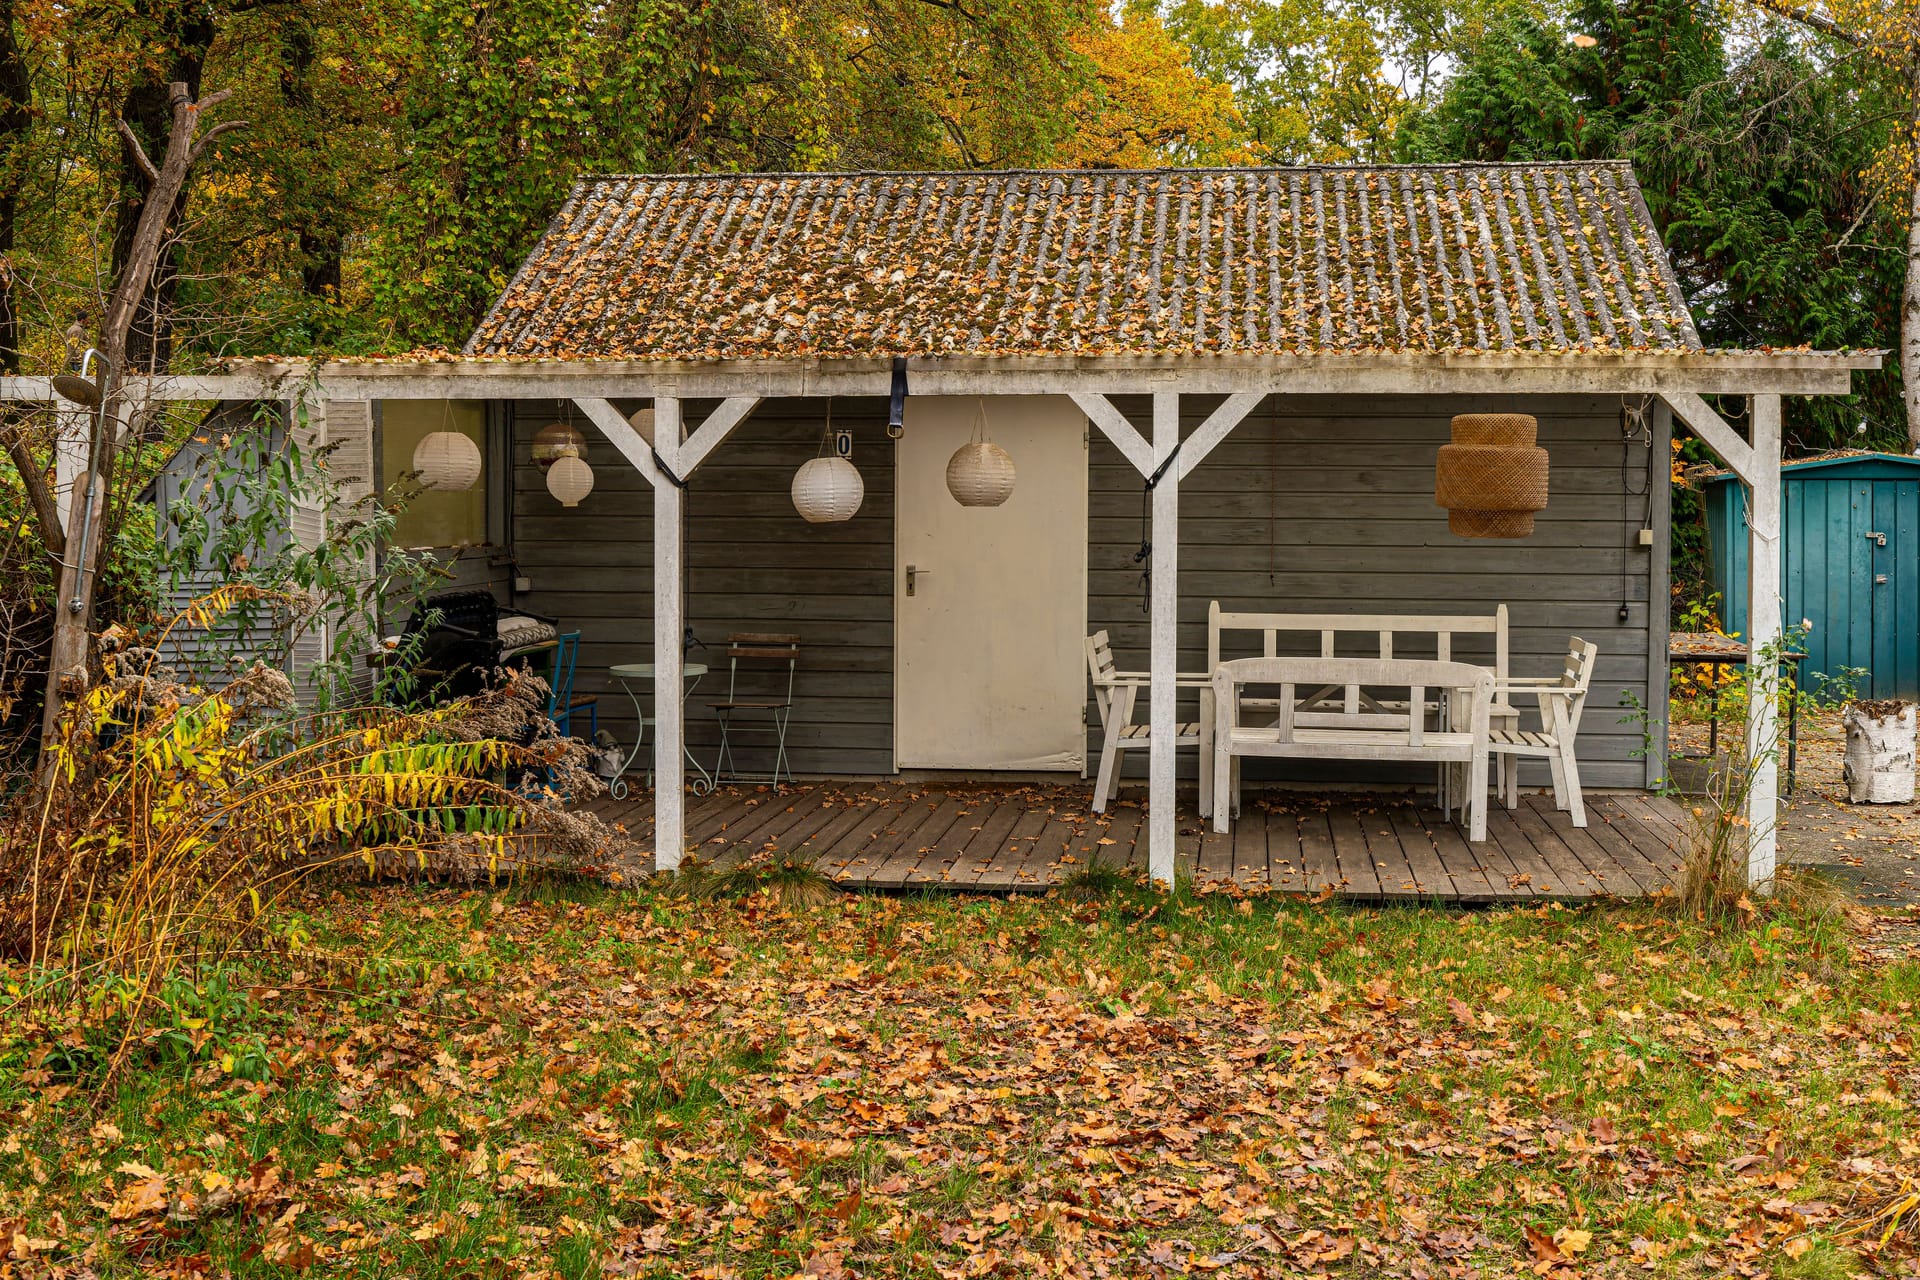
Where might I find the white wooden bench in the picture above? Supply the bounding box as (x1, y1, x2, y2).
(1200, 604, 1513, 816)
(1210, 657, 1495, 841)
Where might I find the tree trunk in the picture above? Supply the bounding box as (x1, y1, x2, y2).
(1907, 82, 1920, 453)
(38, 84, 241, 762)
(108, 17, 214, 376)
(0, 0, 29, 376)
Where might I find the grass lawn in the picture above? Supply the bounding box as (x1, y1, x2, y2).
(3, 877, 1918, 1278)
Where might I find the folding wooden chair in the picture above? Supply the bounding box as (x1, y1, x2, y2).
(711, 633, 800, 786)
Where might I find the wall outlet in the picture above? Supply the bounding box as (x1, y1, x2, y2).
(1637, 528, 1655, 547)
(514, 575, 533, 593)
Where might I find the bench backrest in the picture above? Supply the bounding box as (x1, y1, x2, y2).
(1212, 657, 1494, 745)
(1207, 603, 1509, 680)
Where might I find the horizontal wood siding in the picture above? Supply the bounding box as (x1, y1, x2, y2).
(1089, 395, 1658, 789)
(507, 392, 1656, 791)
(508, 398, 896, 776)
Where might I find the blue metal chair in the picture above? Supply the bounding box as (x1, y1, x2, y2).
(546, 631, 598, 740)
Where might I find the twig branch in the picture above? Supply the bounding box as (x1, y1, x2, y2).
(113, 119, 158, 184)
(1745, 0, 1866, 48)
(0, 409, 64, 556)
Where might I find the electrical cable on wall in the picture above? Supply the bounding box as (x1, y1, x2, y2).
(1620, 397, 1654, 623)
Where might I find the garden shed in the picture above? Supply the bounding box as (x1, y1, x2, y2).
(1705, 451, 1920, 699)
(3, 162, 1881, 892)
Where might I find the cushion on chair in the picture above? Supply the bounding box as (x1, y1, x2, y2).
(498, 615, 558, 651)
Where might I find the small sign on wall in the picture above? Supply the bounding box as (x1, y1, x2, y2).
(833, 428, 854, 459)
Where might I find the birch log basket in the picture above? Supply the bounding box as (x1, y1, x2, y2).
(1435, 413, 1549, 537)
(1843, 701, 1916, 804)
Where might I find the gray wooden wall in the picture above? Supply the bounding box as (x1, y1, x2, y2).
(1091, 395, 1667, 791)
(508, 398, 897, 776)
(506, 392, 1666, 791)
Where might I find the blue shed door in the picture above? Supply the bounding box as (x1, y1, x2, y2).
(1785, 478, 1920, 700)
(1867, 480, 1920, 698)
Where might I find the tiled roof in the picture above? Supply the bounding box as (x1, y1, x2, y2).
(466, 164, 1702, 361)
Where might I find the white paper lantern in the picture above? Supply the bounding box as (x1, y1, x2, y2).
(791, 456, 864, 523)
(629, 405, 655, 446)
(547, 453, 595, 507)
(946, 441, 1016, 507)
(531, 421, 587, 470)
(413, 430, 482, 491)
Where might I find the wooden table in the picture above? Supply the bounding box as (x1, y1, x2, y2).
(1669, 632, 1804, 790)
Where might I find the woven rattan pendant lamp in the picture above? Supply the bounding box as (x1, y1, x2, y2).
(1435, 414, 1549, 538)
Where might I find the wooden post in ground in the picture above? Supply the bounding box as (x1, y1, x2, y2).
(1147, 392, 1180, 888)
(1743, 394, 1783, 887)
(1661, 389, 1786, 890)
(651, 397, 687, 871)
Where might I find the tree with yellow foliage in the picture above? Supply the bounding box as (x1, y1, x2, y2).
(1057, 13, 1262, 168)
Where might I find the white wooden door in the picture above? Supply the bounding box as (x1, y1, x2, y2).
(895, 396, 1088, 770)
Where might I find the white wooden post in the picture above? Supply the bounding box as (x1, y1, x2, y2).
(651, 397, 687, 871)
(1148, 391, 1180, 888)
(574, 394, 758, 875)
(1743, 394, 1783, 887)
(1662, 389, 1787, 891)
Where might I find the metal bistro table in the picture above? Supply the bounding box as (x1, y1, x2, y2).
(608, 663, 712, 800)
(1668, 632, 1805, 791)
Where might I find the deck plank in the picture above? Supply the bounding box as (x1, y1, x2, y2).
(1294, 810, 1345, 893)
(1366, 798, 1453, 898)
(841, 789, 948, 885)
(1502, 797, 1615, 897)
(794, 782, 900, 872)
(1397, 806, 1496, 900)
(1264, 809, 1307, 892)
(1327, 807, 1390, 897)
(1434, 808, 1533, 899)
(1528, 797, 1656, 896)
(1232, 805, 1270, 888)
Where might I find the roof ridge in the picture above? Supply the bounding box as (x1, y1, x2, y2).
(571, 161, 1639, 184)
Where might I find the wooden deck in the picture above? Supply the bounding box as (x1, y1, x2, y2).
(587, 781, 1688, 901)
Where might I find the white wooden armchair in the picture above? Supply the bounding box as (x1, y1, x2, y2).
(1084, 631, 1204, 813)
(1486, 637, 1599, 826)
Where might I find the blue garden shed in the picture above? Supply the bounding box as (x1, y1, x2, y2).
(1706, 451, 1920, 699)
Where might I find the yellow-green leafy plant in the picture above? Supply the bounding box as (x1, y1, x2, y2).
(0, 586, 630, 1078)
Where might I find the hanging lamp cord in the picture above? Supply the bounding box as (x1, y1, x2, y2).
(1134, 438, 1186, 614)
(651, 448, 687, 489)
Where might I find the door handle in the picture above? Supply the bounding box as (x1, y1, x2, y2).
(906, 565, 928, 597)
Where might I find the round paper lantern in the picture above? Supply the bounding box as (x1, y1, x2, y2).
(413, 430, 482, 491)
(791, 456, 864, 523)
(1435, 413, 1549, 538)
(547, 453, 595, 507)
(946, 441, 1016, 507)
(628, 405, 655, 446)
(532, 421, 587, 470)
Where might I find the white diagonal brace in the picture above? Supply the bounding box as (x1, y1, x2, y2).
(1176, 392, 1265, 482)
(1071, 391, 1154, 476)
(575, 397, 663, 485)
(1662, 391, 1754, 481)
(680, 396, 760, 474)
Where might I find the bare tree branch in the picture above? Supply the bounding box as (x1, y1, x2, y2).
(1745, 0, 1866, 47)
(188, 119, 246, 167)
(0, 409, 64, 556)
(113, 118, 159, 184)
